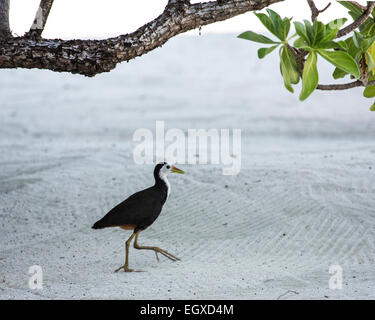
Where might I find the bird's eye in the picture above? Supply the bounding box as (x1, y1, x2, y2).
(166, 165, 170, 169)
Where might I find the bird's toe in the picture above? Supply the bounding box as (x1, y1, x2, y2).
(114, 265, 134, 273)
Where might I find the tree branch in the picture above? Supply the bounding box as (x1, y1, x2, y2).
(306, 0, 331, 22)
(0, 0, 10, 39)
(0, 0, 283, 76)
(317, 80, 375, 91)
(337, 1, 375, 38)
(25, 0, 55, 39)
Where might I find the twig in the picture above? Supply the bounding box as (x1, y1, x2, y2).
(306, 0, 331, 21)
(276, 290, 299, 300)
(337, 1, 375, 38)
(317, 79, 375, 91)
(25, 0, 54, 39)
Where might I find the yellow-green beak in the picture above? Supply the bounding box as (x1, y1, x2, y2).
(171, 165, 184, 174)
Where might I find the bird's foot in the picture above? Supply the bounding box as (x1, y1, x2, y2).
(114, 265, 144, 273)
(114, 265, 133, 272)
(154, 248, 181, 262)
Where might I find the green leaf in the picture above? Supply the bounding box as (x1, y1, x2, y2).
(300, 51, 319, 101)
(254, 12, 278, 38)
(368, 41, 375, 73)
(317, 49, 360, 78)
(370, 102, 375, 111)
(280, 17, 292, 41)
(319, 41, 345, 50)
(319, 28, 339, 44)
(366, 51, 375, 71)
(294, 22, 310, 44)
(338, 1, 363, 16)
(352, 31, 361, 49)
(326, 18, 348, 30)
(282, 46, 299, 84)
(253, 10, 291, 42)
(368, 23, 375, 36)
(352, 31, 375, 52)
(266, 9, 282, 26)
(353, 31, 375, 52)
(237, 31, 279, 44)
(304, 20, 314, 45)
(293, 37, 309, 49)
(363, 76, 375, 97)
(360, 18, 375, 35)
(266, 9, 283, 39)
(345, 37, 360, 58)
(348, 11, 361, 22)
(258, 45, 279, 59)
(364, 36, 375, 52)
(332, 67, 348, 79)
(337, 40, 349, 51)
(354, 51, 363, 63)
(294, 20, 334, 48)
(283, 82, 294, 93)
(280, 46, 300, 92)
(364, 85, 375, 98)
(311, 21, 326, 46)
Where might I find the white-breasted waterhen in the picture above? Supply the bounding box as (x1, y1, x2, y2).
(92, 162, 185, 272)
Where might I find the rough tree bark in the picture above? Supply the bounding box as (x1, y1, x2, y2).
(0, 0, 283, 77)
(0, 0, 10, 39)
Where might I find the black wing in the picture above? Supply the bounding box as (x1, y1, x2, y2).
(92, 186, 162, 229)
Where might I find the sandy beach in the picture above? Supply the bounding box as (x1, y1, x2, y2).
(0, 34, 374, 299)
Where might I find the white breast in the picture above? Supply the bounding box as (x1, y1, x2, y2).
(159, 171, 171, 199)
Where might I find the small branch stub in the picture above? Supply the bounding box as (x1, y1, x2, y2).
(25, 0, 55, 39)
(0, 0, 11, 39)
(307, 0, 331, 22)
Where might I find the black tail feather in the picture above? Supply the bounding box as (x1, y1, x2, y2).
(92, 220, 105, 229)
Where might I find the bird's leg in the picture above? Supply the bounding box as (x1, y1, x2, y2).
(115, 232, 137, 272)
(133, 231, 181, 262)
(154, 251, 160, 262)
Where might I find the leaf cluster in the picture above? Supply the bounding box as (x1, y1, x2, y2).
(238, 2, 375, 110)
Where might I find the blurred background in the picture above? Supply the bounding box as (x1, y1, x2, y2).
(9, 0, 368, 38)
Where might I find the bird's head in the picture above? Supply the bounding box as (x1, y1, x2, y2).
(154, 162, 184, 180)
